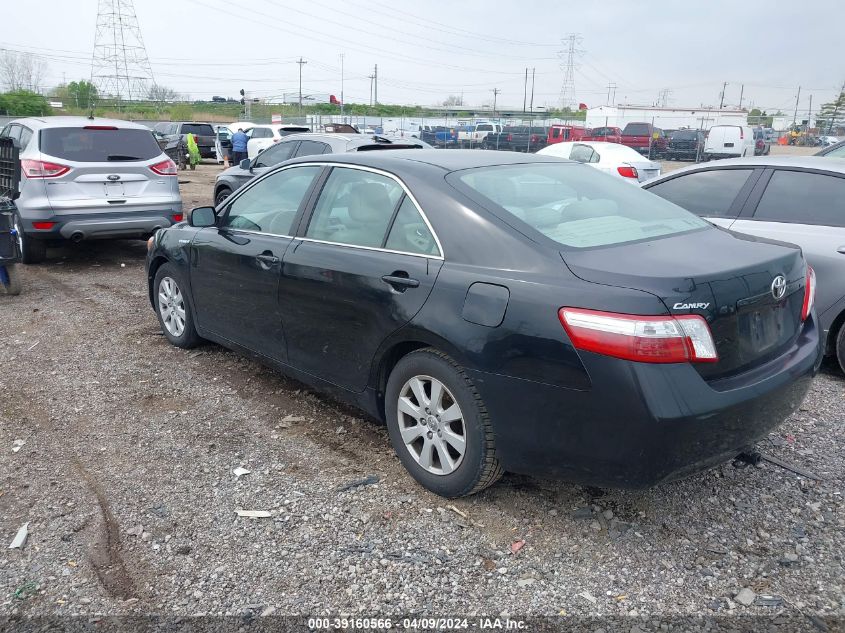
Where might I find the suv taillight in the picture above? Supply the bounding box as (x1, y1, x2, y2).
(21, 159, 70, 179)
(150, 159, 178, 176)
(559, 308, 718, 364)
(801, 266, 816, 322)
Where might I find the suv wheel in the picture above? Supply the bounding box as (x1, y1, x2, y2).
(14, 211, 46, 264)
(836, 323, 845, 374)
(385, 349, 503, 498)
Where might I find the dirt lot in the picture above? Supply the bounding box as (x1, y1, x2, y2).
(1, 145, 843, 628)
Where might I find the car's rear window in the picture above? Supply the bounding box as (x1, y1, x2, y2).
(181, 124, 214, 136)
(671, 130, 699, 140)
(40, 127, 162, 162)
(622, 123, 650, 136)
(449, 163, 708, 249)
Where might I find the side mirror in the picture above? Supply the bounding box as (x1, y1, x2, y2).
(239, 158, 251, 171)
(189, 206, 217, 228)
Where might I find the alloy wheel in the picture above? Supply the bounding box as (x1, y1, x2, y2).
(158, 276, 186, 337)
(397, 375, 466, 475)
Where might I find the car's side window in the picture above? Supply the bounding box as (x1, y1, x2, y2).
(569, 144, 597, 163)
(753, 170, 845, 227)
(294, 140, 330, 157)
(253, 141, 297, 168)
(646, 169, 753, 217)
(825, 145, 845, 158)
(223, 166, 321, 235)
(18, 126, 33, 149)
(306, 167, 403, 248)
(384, 196, 440, 256)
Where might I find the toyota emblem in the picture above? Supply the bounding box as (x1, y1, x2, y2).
(771, 275, 787, 300)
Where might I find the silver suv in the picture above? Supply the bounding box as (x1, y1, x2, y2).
(0, 116, 182, 263)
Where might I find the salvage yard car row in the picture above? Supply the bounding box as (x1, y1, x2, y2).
(1, 114, 842, 500)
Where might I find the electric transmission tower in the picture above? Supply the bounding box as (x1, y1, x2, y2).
(557, 34, 582, 111)
(90, 0, 156, 107)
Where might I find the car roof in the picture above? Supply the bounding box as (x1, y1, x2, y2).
(9, 116, 152, 131)
(647, 155, 845, 182)
(285, 148, 572, 172)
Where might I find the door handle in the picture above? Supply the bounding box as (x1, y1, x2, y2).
(837, 246, 845, 255)
(256, 253, 280, 266)
(382, 273, 420, 291)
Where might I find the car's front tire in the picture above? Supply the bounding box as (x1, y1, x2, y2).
(836, 322, 845, 374)
(215, 187, 232, 206)
(14, 212, 46, 264)
(385, 349, 502, 498)
(153, 263, 201, 349)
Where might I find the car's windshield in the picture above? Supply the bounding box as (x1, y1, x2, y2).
(449, 163, 708, 249)
(671, 130, 699, 140)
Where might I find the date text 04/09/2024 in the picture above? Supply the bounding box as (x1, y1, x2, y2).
(307, 617, 528, 630)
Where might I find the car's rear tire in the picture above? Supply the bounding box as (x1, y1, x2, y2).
(215, 187, 232, 206)
(385, 348, 503, 498)
(153, 263, 201, 349)
(13, 212, 46, 264)
(836, 322, 845, 374)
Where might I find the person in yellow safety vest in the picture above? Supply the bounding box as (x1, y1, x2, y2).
(185, 133, 201, 170)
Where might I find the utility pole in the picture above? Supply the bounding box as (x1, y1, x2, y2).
(718, 81, 728, 109)
(373, 64, 378, 105)
(492, 88, 500, 117)
(793, 86, 802, 126)
(738, 84, 744, 110)
(808, 94, 813, 131)
(523, 68, 528, 113)
(530, 68, 535, 112)
(297, 57, 307, 117)
(368, 72, 375, 106)
(340, 53, 344, 117)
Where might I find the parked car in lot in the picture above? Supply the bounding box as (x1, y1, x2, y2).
(420, 126, 458, 148)
(619, 122, 668, 157)
(153, 121, 217, 159)
(665, 129, 705, 161)
(580, 126, 623, 143)
(537, 141, 661, 182)
(214, 133, 430, 205)
(702, 125, 755, 160)
(546, 124, 588, 145)
(147, 149, 820, 497)
(643, 156, 844, 371)
(484, 126, 548, 152)
(1, 116, 181, 263)
(247, 124, 312, 159)
(815, 139, 845, 158)
(456, 123, 503, 146)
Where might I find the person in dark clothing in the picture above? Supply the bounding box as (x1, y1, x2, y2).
(230, 128, 249, 165)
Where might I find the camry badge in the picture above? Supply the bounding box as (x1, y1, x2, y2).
(771, 275, 787, 300)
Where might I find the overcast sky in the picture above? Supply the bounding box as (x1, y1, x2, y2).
(3, 0, 842, 114)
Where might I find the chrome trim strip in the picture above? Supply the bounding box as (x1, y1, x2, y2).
(295, 236, 443, 261)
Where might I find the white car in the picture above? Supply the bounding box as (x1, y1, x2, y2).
(703, 125, 755, 160)
(537, 141, 661, 183)
(246, 124, 311, 159)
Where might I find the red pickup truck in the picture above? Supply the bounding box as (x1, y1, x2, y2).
(580, 126, 622, 143)
(546, 124, 588, 145)
(619, 122, 668, 156)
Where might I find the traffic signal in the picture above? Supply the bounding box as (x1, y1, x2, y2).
(240, 88, 245, 105)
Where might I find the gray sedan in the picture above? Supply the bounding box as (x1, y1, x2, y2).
(213, 133, 431, 206)
(643, 156, 845, 371)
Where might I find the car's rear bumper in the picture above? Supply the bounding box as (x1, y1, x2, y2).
(18, 208, 184, 241)
(468, 316, 822, 488)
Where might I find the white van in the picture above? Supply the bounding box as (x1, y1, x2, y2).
(703, 125, 755, 160)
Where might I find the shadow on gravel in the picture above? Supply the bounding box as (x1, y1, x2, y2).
(33, 239, 148, 268)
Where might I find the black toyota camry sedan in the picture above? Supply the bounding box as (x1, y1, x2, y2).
(146, 150, 822, 498)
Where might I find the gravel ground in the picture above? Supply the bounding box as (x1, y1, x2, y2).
(1, 146, 842, 627)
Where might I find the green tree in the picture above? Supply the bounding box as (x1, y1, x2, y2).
(747, 108, 773, 127)
(815, 92, 845, 133)
(0, 90, 52, 116)
(67, 80, 98, 109)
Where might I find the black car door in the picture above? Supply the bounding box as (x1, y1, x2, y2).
(231, 140, 300, 190)
(280, 165, 444, 392)
(190, 164, 323, 361)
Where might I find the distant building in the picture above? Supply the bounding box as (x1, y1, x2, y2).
(586, 105, 748, 131)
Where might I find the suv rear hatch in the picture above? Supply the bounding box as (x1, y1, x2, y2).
(38, 126, 173, 212)
(562, 228, 807, 379)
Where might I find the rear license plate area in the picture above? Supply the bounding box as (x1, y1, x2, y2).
(104, 182, 124, 197)
(724, 142, 734, 147)
(738, 305, 785, 354)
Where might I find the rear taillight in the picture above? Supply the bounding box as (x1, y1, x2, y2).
(739, 128, 744, 139)
(801, 265, 816, 322)
(150, 159, 178, 176)
(21, 159, 70, 179)
(32, 221, 56, 230)
(507, 134, 513, 141)
(172, 213, 184, 222)
(617, 165, 639, 178)
(559, 308, 718, 364)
